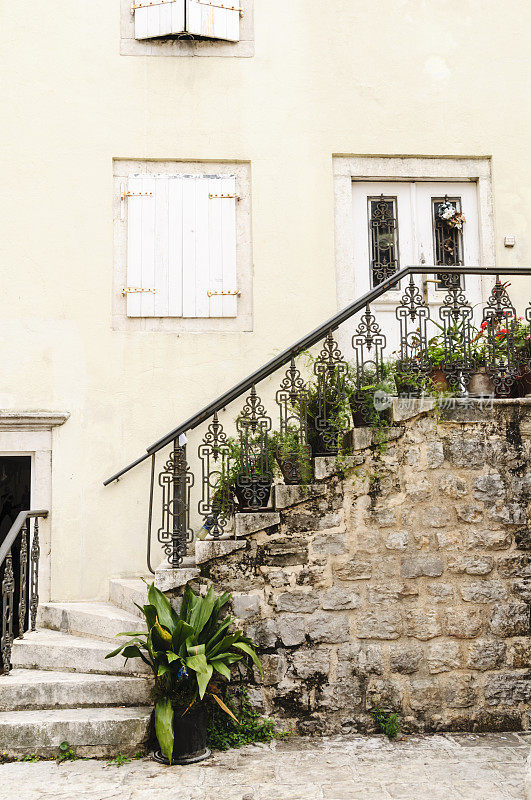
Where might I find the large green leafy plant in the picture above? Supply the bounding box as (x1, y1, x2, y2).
(106, 583, 262, 764)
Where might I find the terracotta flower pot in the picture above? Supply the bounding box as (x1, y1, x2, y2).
(429, 369, 449, 392)
(515, 367, 531, 397)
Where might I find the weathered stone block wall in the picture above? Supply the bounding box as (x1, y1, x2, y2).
(197, 399, 531, 734)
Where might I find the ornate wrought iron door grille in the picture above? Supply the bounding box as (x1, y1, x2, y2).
(369, 196, 399, 287)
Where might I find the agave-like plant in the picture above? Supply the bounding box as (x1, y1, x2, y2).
(106, 582, 262, 763)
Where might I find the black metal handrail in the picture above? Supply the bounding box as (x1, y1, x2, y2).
(104, 265, 531, 486)
(0, 511, 48, 567)
(1, 510, 48, 675)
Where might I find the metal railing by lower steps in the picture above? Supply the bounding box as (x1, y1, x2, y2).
(0, 510, 48, 675)
(104, 266, 531, 573)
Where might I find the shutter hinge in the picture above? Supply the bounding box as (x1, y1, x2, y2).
(207, 289, 241, 297)
(196, 0, 243, 14)
(132, 0, 243, 13)
(208, 193, 240, 201)
(120, 184, 153, 219)
(121, 191, 153, 199)
(122, 287, 157, 296)
(131, 0, 176, 10)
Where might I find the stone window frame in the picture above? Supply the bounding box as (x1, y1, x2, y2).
(113, 159, 253, 333)
(120, 0, 254, 57)
(333, 155, 496, 313)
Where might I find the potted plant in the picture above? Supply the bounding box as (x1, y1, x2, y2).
(348, 364, 395, 428)
(106, 582, 262, 765)
(212, 435, 273, 512)
(469, 322, 495, 397)
(268, 427, 312, 486)
(513, 317, 531, 396)
(425, 333, 450, 392)
(303, 378, 352, 457)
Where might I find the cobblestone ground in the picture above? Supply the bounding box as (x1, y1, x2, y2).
(0, 733, 529, 800)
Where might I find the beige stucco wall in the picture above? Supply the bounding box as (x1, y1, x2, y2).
(1, 0, 530, 599)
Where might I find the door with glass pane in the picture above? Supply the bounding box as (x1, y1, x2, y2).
(351, 181, 484, 351)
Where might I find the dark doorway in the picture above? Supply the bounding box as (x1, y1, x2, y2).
(0, 456, 31, 640)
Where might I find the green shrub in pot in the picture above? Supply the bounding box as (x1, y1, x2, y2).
(106, 582, 262, 765)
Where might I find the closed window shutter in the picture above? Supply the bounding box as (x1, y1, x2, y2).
(134, 1, 185, 40)
(186, 0, 240, 42)
(182, 175, 238, 319)
(126, 175, 237, 319)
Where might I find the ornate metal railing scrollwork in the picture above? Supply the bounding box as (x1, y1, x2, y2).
(158, 442, 194, 567)
(1, 510, 48, 676)
(312, 331, 350, 454)
(395, 276, 430, 392)
(482, 277, 519, 396)
(276, 357, 311, 484)
(350, 306, 387, 422)
(439, 273, 475, 393)
(236, 386, 273, 510)
(198, 413, 233, 539)
(30, 518, 40, 632)
(1, 553, 14, 675)
(18, 522, 28, 639)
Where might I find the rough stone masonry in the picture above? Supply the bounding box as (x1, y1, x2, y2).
(194, 399, 531, 735)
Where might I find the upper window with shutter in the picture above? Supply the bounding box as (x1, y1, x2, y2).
(113, 161, 252, 333)
(120, 0, 253, 57)
(123, 175, 238, 318)
(132, 0, 240, 42)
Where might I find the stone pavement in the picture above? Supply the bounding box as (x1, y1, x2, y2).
(0, 733, 528, 800)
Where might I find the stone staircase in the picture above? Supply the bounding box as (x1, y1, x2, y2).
(0, 469, 342, 758)
(0, 599, 152, 758)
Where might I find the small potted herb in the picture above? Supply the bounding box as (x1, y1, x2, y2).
(107, 583, 262, 765)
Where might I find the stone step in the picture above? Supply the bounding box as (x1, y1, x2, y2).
(235, 511, 280, 537)
(0, 706, 152, 758)
(37, 602, 147, 642)
(11, 630, 151, 677)
(109, 578, 148, 617)
(154, 558, 200, 593)
(274, 483, 327, 509)
(0, 669, 151, 712)
(195, 538, 246, 564)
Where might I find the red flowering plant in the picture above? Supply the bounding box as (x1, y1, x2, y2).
(471, 285, 530, 371)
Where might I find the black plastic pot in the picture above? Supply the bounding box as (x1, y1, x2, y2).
(153, 703, 210, 766)
(233, 475, 272, 510)
(306, 418, 339, 457)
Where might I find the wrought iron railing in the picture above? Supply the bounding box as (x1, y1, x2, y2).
(104, 266, 531, 572)
(0, 510, 48, 675)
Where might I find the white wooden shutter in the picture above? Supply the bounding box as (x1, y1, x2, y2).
(182, 175, 238, 318)
(134, 0, 185, 40)
(186, 0, 240, 42)
(125, 175, 237, 319)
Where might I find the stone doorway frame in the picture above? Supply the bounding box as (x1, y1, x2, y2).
(0, 412, 69, 604)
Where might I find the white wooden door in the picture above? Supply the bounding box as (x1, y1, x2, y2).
(351, 180, 484, 353)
